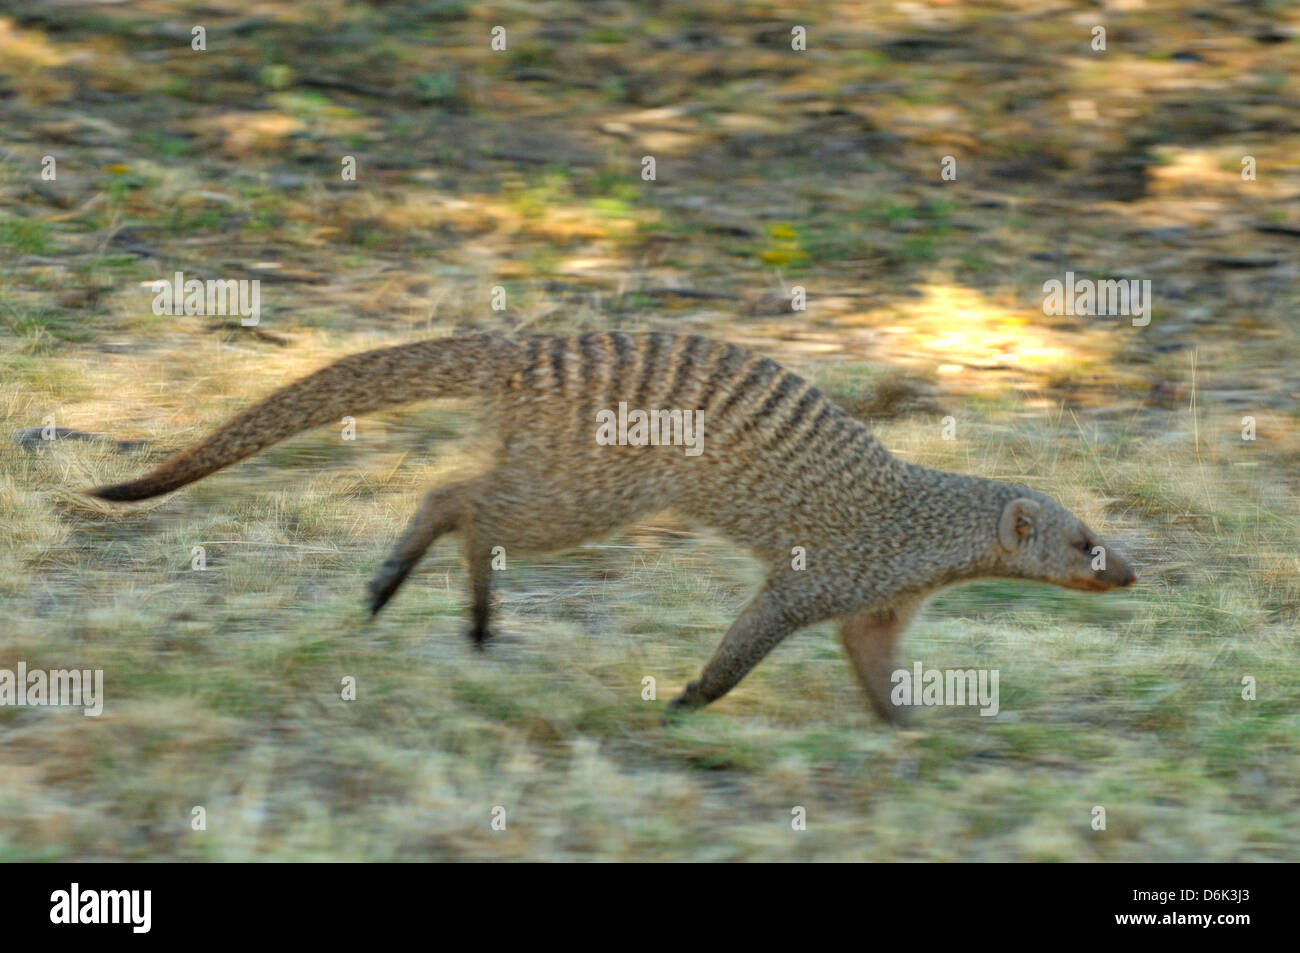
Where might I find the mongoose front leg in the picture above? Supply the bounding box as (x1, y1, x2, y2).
(666, 583, 813, 718)
(366, 481, 468, 616)
(838, 597, 922, 725)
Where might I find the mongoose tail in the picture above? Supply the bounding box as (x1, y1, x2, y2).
(83, 335, 507, 501)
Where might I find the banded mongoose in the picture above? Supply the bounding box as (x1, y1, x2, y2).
(86, 332, 1136, 722)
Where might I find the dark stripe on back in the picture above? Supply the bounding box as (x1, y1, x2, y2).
(575, 332, 605, 418)
(548, 336, 569, 392)
(606, 331, 636, 398)
(664, 335, 709, 408)
(715, 357, 780, 424)
(520, 336, 545, 391)
(779, 402, 836, 463)
(753, 371, 800, 423)
(697, 343, 750, 410)
(633, 332, 668, 406)
(577, 331, 604, 372)
(769, 386, 823, 447)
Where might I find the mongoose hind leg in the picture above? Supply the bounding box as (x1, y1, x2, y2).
(462, 473, 661, 649)
(368, 478, 503, 647)
(665, 580, 816, 720)
(366, 480, 473, 616)
(838, 597, 922, 725)
(463, 533, 495, 649)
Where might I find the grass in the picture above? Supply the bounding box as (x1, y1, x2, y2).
(0, 220, 51, 255)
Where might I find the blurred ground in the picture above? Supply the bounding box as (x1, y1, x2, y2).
(1, 0, 1298, 860)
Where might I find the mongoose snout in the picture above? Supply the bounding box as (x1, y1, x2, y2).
(1097, 561, 1138, 590)
(1064, 563, 1137, 592)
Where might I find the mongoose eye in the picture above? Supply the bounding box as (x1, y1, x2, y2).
(1076, 540, 1093, 553)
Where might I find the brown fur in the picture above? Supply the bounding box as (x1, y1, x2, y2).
(86, 332, 1136, 721)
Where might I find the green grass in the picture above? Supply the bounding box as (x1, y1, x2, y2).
(0, 220, 51, 255)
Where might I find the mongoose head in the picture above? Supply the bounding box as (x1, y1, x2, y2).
(995, 495, 1136, 592)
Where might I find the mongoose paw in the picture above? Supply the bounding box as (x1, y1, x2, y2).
(364, 590, 389, 618)
(661, 682, 705, 725)
(873, 703, 913, 728)
(364, 569, 403, 617)
(465, 624, 494, 650)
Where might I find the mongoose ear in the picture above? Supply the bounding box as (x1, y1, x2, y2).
(998, 498, 1041, 551)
